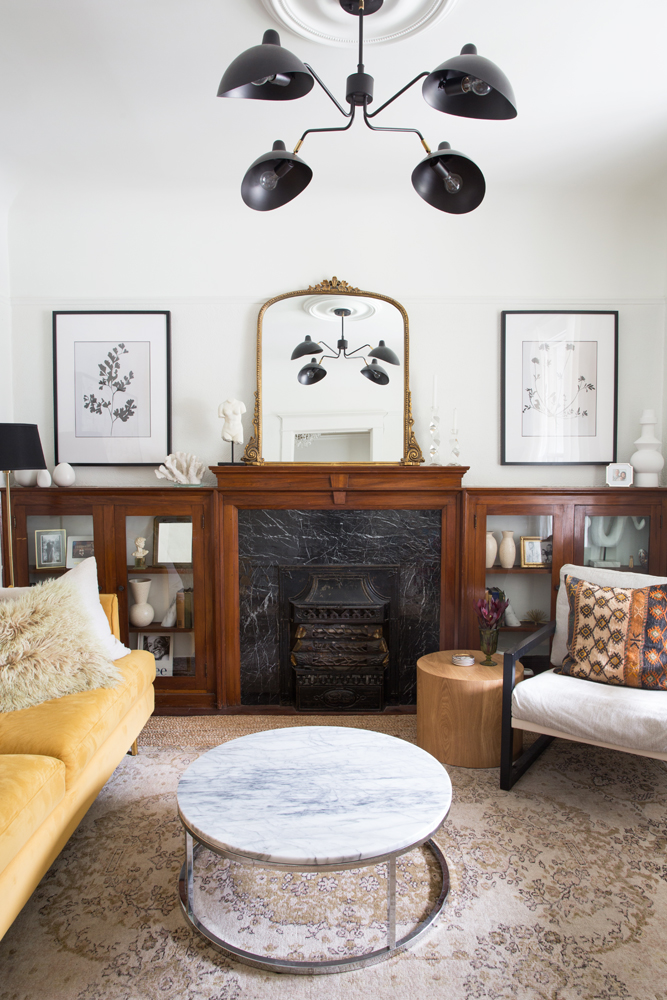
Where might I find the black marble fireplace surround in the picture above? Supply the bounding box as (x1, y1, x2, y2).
(238, 509, 441, 707)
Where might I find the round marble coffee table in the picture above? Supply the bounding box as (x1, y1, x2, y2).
(177, 726, 452, 975)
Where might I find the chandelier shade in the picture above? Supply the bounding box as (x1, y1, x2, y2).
(367, 340, 400, 366)
(217, 30, 314, 101)
(241, 140, 313, 211)
(291, 335, 323, 360)
(422, 44, 517, 120)
(411, 141, 485, 214)
(297, 359, 327, 384)
(360, 359, 390, 385)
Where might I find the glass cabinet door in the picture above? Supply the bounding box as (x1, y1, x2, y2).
(123, 514, 197, 678)
(574, 502, 662, 576)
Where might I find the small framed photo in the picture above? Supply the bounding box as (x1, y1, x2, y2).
(53, 310, 171, 466)
(606, 462, 633, 487)
(137, 632, 173, 676)
(521, 536, 545, 568)
(153, 516, 193, 567)
(66, 535, 95, 567)
(35, 529, 67, 569)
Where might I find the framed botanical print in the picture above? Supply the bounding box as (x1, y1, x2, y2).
(53, 311, 171, 465)
(501, 311, 618, 465)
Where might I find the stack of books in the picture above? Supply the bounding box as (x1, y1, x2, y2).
(176, 588, 194, 628)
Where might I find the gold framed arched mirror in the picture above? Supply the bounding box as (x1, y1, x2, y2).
(243, 277, 423, 465)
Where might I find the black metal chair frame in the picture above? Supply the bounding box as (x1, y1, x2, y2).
(500, 621, 557, 791)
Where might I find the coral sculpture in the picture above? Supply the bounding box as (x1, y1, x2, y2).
(155, 452, 206, 485)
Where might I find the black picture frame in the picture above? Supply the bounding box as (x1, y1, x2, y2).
(501, 310, 618, 465)
(53, 310, 171, 466)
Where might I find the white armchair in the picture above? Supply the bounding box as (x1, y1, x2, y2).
(500, 563, 667, 790)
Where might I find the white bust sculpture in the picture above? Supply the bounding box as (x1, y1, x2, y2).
(219, 399, 246, 444)
(132, 537, 148, 560)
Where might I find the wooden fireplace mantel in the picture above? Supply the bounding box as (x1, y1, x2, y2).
(210, 464, 469, 507)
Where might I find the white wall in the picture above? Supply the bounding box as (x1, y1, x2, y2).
(7, 172, 667, 487)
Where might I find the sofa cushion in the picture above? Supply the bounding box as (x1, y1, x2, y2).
(0, 575, 122, 712)
(0, 651, 155, 786)
(512, 669, 667, 753)
(0, 557, 131, 661)
(557, 575, 667, 689)
(0, 755, 66, 875)
(551, 563, 667, 666)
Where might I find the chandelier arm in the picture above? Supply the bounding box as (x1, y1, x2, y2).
(362, 104, 427, 144)
(343, 344, 372, 358)
(317, 341, 343, 360)
(365, 72, 430, 119)
(295, 104, 356, 151)
(303, 63, 353, 118)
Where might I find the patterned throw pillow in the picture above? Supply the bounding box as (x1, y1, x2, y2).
(556, 574, 667, 689)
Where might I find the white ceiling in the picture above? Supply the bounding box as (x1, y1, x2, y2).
(1, 0, 667, 201)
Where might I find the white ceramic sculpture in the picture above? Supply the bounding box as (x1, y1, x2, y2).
(504, 603, 521, 627)
(129, 578, 154, 627)
(52, 462, 76, 487)
(36, 469, 52, 488)
(133, 537, 148, 561)
(155, 452, 206, 485)
(161, 597, 177, 627)
(630, 409, 664, 487)
(499, 530, 516, 569)
(14, 469, 38, 486)
(485, 531, 498, 568)
(219, 399, 246, 443)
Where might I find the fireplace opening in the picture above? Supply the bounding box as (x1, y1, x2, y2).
(279, 566, 399, 711)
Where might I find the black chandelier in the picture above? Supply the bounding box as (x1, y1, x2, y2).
(218, 0, 516, 214)
(291, 307, 400, 385)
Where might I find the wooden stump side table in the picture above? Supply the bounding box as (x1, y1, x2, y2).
(417, 650, 524, 768)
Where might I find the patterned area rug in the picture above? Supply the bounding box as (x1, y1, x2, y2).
(1, 716, 666, 1000)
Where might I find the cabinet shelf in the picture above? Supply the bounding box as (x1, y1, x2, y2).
(499, 624, 549, 632)
(29, 566, 68, 575)
(486, 566, 551, 574)
(126, 565, 193, 574)
(128, 625, 194, 633)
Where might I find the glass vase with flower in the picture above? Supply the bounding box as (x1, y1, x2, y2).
(474, 594, 509, 666)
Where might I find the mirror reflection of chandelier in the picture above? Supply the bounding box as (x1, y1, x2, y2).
(291, 307, 400, 385)
(217, 0, 516, 214)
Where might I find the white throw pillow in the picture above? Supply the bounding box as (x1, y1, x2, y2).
(0, 557, 131, 660)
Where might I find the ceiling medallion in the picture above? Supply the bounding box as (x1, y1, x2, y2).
(303, 295, 377, 321)
(260, 0, 460, 47)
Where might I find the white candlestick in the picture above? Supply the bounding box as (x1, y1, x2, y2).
(432, 375, 438, 410)
(453, 408, 458, 434)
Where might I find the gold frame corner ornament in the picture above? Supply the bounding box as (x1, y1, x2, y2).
(243, 278, 423, 465)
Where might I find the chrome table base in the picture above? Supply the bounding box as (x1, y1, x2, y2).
(178, 829, 449, 975)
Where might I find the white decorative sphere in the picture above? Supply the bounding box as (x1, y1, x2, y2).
(36, 469, 52, 488)
(53, 462, 76, 487)
(14, 469, 38, 486)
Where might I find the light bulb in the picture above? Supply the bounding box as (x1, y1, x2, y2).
(461, 76, 491, 96)
(443, 172, 462, 194)
(260, 170, 279, 190)
(251, 73, 291, 87)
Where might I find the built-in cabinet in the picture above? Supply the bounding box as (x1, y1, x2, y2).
(3, 477, 667, 712)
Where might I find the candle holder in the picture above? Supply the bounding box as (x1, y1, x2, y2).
(428, 407, 441, 465)
(447, 426, 461, 466)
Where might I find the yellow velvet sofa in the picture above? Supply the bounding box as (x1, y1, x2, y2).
(0, 595, 155, 940)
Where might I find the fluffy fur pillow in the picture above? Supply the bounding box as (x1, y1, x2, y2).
(0, 575, 121, 712)
(556, 574, 667, 689)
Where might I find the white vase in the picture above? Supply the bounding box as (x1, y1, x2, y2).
(52, 462, 76, 487)
(14, 469, 38, 486)
(36, 469, 51, 488)
(485, 531, 498, 568)
(499, 530, 516, 569)
(129, 578, 154, 627)
(630, 409, 664, 487)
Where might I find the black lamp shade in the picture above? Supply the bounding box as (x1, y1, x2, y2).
(241, 141, 313, 211)
(218, 30, 314, 101)
(291, 335, 323, 361)
(412, 143, 485, 214)
(367, 340, 400, 366)
(0, 423, 47, 471)
(360, 359, 389, 385)
(422, 44, 517, 120)
(297, 359, 327, 385)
